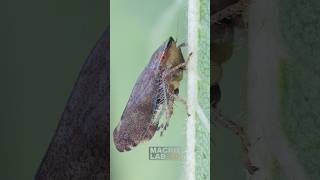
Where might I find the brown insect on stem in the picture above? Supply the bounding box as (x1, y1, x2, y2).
(113, 37, 189, 152)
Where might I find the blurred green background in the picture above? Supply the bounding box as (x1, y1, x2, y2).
(110, 0, 188, 180)
(0, 0, 107, 179)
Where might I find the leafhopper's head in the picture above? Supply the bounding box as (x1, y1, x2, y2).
(149, 37, 185, 70)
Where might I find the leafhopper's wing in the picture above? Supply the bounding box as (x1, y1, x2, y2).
(35, 30, 109, 180)
(112, 40, 169, 152)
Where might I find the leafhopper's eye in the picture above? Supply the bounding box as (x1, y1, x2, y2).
(174, 88, 179, 95)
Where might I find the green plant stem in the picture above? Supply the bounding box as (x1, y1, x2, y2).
(186, 0, 199, 180)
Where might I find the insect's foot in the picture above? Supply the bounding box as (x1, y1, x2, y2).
(157, 124, 164, 131)
(158, 122, 170, 136)
(160, 130, 164, 136)
(177, 42, 187, 48)
(164, 123, 169, 130)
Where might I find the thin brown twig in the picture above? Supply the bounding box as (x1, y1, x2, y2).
(212, 107, 259, 175)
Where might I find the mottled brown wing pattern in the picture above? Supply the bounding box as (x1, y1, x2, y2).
(35, 30, 109, 180)
(113, 37, 185, 152)
(113, 43, 166, 152)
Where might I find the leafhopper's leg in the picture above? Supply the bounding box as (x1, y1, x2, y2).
(177, 42, 187, 48)
(173, 94, 191, 117)
(163, 53, 192, 78)
(157, 124, 164, 131)
(159, 53, 192, 136)
(160, 103, 173, 136)
(160, 109, 168, 133)
(163, 86, 189, 116)
(159, 83, 173, 136)
(174, 95, 187, 107)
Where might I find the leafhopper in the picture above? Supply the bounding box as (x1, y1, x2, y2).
(113, 37, 188, 152)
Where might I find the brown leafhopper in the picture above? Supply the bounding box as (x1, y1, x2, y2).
(113, 37, 187, 152)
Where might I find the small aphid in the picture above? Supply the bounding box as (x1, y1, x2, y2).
(113, 37, 188, 152)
